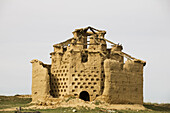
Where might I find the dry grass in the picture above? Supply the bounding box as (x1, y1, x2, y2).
(0, 95, 170, 113)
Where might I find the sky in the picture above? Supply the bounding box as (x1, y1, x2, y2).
(0, 0, 170, 103)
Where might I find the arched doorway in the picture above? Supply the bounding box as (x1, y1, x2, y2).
(79, 91, 90, 101)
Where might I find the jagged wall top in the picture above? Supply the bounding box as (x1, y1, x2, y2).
(52, 26, 146, 66)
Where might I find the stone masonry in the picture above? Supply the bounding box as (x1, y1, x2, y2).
(31, 26, 146, 104)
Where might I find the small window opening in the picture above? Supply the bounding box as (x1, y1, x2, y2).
(81, 53, 88, 63)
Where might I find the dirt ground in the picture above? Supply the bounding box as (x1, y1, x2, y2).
(0, 95, 170, 113)
(0, 95, 144, 111)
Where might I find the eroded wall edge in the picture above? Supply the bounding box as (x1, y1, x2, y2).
(30, 59, 51, 103)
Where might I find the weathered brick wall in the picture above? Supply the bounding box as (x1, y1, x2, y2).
(30, 59, 51, 103)
(68, 51, 104, 101)
(50, 45, 105, 101)
(31, 27, 146, 104)
(50, 50, 70, 97)
(102, 59, 143, 104)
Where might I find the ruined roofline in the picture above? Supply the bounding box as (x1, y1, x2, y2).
(72, 26, 106, 34)
(53, 26, 104, 44)
(53, 37, 74, 47)
(52, 26, 146, 65)
(117, 51, 146, 66)
(53, 37, 116, 47)
(53, 26, 106, 47)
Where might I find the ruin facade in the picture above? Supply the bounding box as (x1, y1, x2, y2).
(31, 27, 146, 104)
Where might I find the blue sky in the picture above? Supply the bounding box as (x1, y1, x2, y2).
(0, 0, 170, 103)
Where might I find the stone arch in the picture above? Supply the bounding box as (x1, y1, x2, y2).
(79, 91, 90, 101)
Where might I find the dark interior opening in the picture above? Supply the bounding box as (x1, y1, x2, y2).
(79, 91, 90, 101)
(81, 52, 88, 63)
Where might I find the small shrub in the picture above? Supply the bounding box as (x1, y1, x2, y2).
(94, 100, 102, 105)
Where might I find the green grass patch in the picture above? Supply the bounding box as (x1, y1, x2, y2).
(0, 96, 32, 109)
(143, 103, 170, 112)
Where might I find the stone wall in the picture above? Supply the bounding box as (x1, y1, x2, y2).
(30, 27, 146, 104)
(50, 49, 70, 98)
(101, 59, 144, 104)
(50, 45, 105, 101)
(30, 59, 51, 103)
(68, 50, 104, 101)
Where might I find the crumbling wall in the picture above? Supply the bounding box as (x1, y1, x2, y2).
(30, 59, 51, 103)
(101, 59, 144, 104)
(50, 49, 70, 98)
(31, 27, 146, 104)
(68, 50, 104, 101)
(50, 37, 105, 101)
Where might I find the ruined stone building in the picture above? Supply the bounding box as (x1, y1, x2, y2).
(31, 27, 146, 104)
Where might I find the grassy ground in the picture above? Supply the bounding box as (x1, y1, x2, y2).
(0, 96, 170, 113)
(0, 95, 31, 109)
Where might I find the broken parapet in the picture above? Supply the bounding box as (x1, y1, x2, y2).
(30, 59, 51, 103)
(98, 59, 145, 104)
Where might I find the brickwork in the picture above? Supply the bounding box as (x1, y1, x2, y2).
(31, 26, 146, 104)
